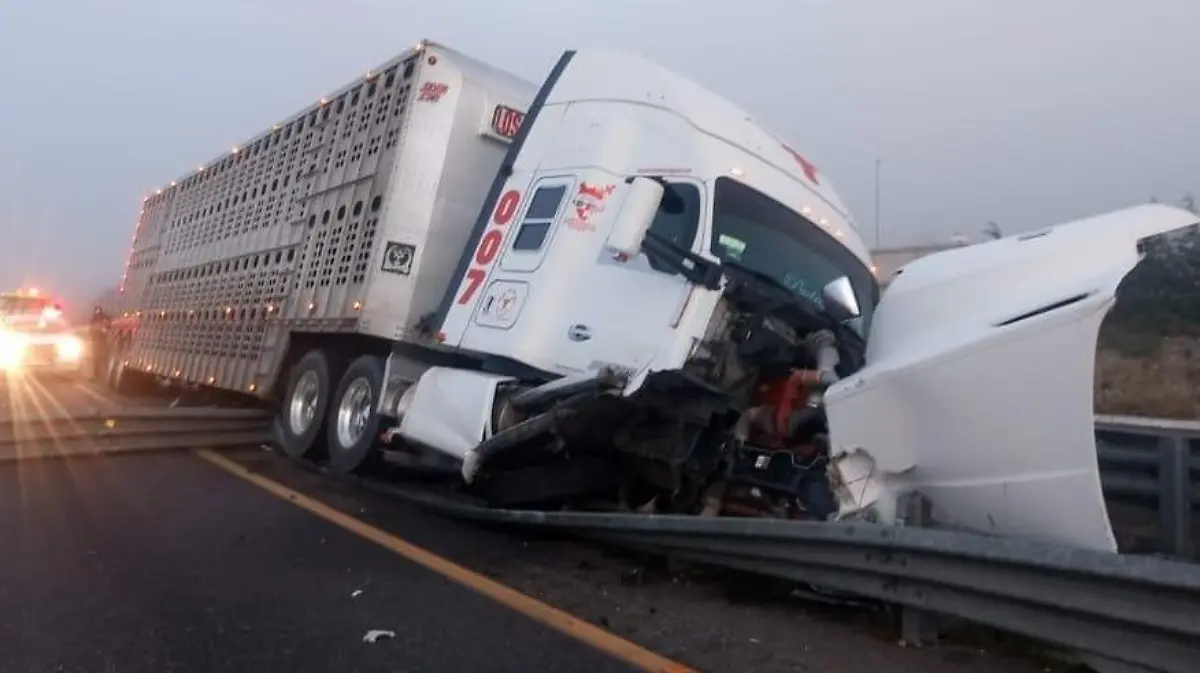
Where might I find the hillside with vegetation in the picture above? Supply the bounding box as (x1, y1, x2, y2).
(1096, 194, 1200, 418)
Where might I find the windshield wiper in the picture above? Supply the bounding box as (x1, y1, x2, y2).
(719, 260, 828, 315)
(640, 231, 722, 289)
(718, 260, 864, 337)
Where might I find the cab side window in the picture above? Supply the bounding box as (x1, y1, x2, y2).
(511, 184, 568, 252)
(501, 181, 570, 274)
(645, 182, 701, 275)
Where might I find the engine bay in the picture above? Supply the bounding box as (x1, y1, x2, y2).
(461, 263, 870, 522)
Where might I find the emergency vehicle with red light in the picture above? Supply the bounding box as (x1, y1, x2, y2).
(0, 289, 86, 376)
(106, 39, 1197, 553)
(0, 288, 61, 317)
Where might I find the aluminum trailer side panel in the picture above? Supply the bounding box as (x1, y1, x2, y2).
(359, 45, 536, 342)
(116, 41, 535, 395)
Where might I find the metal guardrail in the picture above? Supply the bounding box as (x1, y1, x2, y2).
(0, 407, 272, 461)
(1096, 414, 1200, 559)
(309, 465, 1200, 673)
(291, 411, 1200, 673)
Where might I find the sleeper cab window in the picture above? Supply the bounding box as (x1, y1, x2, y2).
(511, 184, 568, 252)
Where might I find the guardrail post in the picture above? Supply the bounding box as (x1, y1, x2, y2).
(898, 493, 939, 646)
(1158, 434, 1193, 559)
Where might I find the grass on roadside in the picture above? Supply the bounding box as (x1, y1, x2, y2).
(1095, 336, 1200, 419)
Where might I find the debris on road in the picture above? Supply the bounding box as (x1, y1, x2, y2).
(362, 629, 395, 644)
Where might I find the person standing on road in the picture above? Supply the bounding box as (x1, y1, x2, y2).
(89, 305, 111, 379)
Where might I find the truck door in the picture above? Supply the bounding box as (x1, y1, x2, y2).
(550, 178, 705, 376)
(457, 175, 706, 377)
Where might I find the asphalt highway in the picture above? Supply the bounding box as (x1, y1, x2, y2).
(0, 371, 119, 418)
(0, 375, 656, 673)
(0, 374, 1057, 673)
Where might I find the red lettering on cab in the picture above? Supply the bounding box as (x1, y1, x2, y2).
(457, 189, 521, 304)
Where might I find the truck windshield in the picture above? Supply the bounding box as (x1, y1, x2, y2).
(710, 177, 878, 335)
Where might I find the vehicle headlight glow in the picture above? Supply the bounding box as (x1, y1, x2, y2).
(56, 335, 84, 360)
(0, 332, 25, 370)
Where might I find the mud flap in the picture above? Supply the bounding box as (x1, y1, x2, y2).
(824, 204, 1198, 552)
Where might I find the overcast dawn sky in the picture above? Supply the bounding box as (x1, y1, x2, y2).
(1, 0, 1197, 305)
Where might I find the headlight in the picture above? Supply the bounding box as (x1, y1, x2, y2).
(0, 333, 25, 370)
(56, 335, 84, 360)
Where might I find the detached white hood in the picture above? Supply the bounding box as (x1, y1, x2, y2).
(824, 204, 1198, 552)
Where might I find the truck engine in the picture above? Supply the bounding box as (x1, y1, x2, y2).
(678, 266, 867, 520)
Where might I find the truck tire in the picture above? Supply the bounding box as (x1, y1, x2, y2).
(103, 349, 126, 392)
(325, 354, 386, 475)
(104, 355, 144, 396)
(276, 349, 333, 460)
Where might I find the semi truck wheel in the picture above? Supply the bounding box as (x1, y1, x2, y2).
(276, 349, 332, 460)
(325, 354, 385, 475)
(104, 350, 130, 394)
(104, 355, 150, 396)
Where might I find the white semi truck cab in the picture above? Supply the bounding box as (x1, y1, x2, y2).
(435, 50, 875, 376)
(112, 40, 1199, 553)
(377, 48, 876, 521)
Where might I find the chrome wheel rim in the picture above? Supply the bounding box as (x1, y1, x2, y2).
(335, 377, 373, 449)
(287, 370, 320, 436)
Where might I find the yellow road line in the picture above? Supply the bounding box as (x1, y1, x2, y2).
(194, 448, 699, 673)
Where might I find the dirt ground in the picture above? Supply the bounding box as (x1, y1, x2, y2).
(1095, 336, 1200, 419)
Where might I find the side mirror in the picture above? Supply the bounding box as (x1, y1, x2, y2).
(822, 276, 861, 322)
(606, 177, 663, 257)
